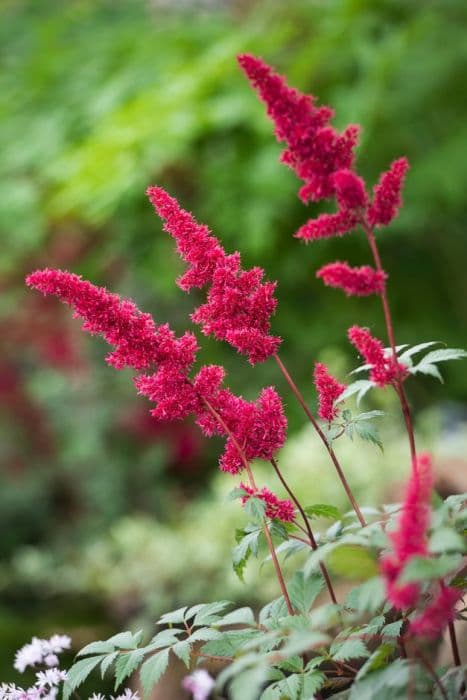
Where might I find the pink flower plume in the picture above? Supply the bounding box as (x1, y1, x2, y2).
(313, 362, 345, 422)
(348, 325, 407, 387)
(317, 261, 387, 296)
(240, 482, 295, 523)
(380, 453, 434, 609)
(367, 158, 409, 228)
(409, 586, 461, 639)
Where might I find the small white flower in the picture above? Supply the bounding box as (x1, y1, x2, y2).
(43, 656, 59, 669)
(45, 636, 72, 654)
(112, 690, 139, 700)
(182, 670, 215, 700)
(88, 694, 106, 700)
(35, 670, 67, 688)
(14, 640, 44, 673)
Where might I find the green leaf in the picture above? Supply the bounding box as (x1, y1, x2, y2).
(400, 553, 462, 583)
(189, 628, 221, 643)
(288, 571, 324, 615)
(276, 655, 303, 673)
(148, 628, 182, 649)
(63, 656, 105, 700)
(398, 341, 440, 363)
(355, 420, 383, 451)
(412, 362, 444, 382)
(172, 640, 191, 668)
(356, 642, 397, 680)
(77, 640, 115, 657)
(259, 597, 289, 628)
(114, 649, 145, 689)
(303, 670, 327, 696)
(228, 664, 269, 700)
(381, 620, 404, 638)
(100, 652, 119, 678)
(268, 674, 302, 700)
(232, 528, 261, 581)
(106, 631, 136, 649)
(429, 527, 466, 553)
(339, 380, 374, 405)
(304, 503, 342, 521)
(332, 638, 370, 662)
(244, 496, 267, 523)
(193, 601, 231, 626)
(201, 630, 259, 657)
(345, 577, 385, 613)
(157, 606, 187, 625)
(328, 545, 379, 580)
(139, 649, 169, 697)
(217, 606, 255, 627)
(227, 486, 248, 501)
(418, 347, 467, 365)
(355, 410, 385, 421)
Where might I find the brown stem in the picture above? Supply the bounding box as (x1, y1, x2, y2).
(200, 396, 294, 615)
(273, 353, 367, 527)
(270, 457, 338, 604)
(447, 620, 461, 666)
(415, 652, 449, 700)
(360, 219, 417, 465)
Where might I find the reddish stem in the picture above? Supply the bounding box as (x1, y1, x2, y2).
(271, 457, 338, 604)
(360, 219, 417, 466)
(273, 353, 367, 528)
(200, 396, 294, 615)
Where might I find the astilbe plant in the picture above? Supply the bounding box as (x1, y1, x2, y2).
(12, 53, 466, 700)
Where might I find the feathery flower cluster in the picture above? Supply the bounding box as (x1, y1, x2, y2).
(14, 635, 71, 673)
(317, 262, 387, 297)
(237, 54, 359, 205)
(348, 326, 407, 387)
(1, 636, 71, 700)
(27, 271, 287, 475)
(26, 270, 197, 372)
(147, 186, 280, 364)
(380, 453, 433, 609)
(367, 158, 409, 228)
(409, 586, 461, 639)
(313, 363, 345, 423)
(240, 483, 295, 523)
(182, 670, 215, 700)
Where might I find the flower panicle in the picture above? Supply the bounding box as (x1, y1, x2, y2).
(147, 186, 281, 364)
(313, 362, 345, 423)
(348, 325, 407, 387)
(380, 453, 433, 609)
(317, 261, 387, 296)
(368, 157, 409, 228)
(240, 482, 295, 523)
(237, 54, 359, 204)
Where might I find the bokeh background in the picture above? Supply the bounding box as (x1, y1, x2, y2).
(1, 0, 466, 685)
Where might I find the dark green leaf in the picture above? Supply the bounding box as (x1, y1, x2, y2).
(114, 649, 145, 689)
(355, 420, 383, 451)
(288, 571, 323, 615)
(139, 649, 169, 697)
(63, 656, 105, 700)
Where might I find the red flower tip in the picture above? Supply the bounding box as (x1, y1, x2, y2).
(317, 261, 387, 296)
(313, 362, 345, 422)
(238, 53, 358, 203)
(333, 169, 368, 211)
(348, 325, 407, 387)
(295, 210, 357, 242)
(367, 157, 409, 228)
(240, 482, 295, 523)
(380, 453, 434, 610)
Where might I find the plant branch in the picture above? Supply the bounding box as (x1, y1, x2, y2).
(273, 353, 366, 527)
(270, 457, 338, 604)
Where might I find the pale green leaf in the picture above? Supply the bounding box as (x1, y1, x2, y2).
(63, 656, 104, 700)
(139, 649, 169, 697)
(288, 571, 323, 615)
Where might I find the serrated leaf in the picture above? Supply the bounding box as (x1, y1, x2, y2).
(232, 528, 261, 581)
(339, 379, 374, 404)
(139, 649, 169, 697)
(106, 631, 136, 649)
(419, 347, 467, 365)
(227, 486, 248, 501)
(217, 607, 255, 627)
(355, 420, 383, 451)
(268, 674, 302, 700)
(276, 655, 304, 673)
(332, 638, 370, 662)
(398, 341, 440, 363)
(63, 656, 104, 700)
(157, 606, 187, 625)
(288, 571, 324, 615)
(172, 640, 191, 668)
(148, 628, 182, 648)
(429, 527, 466, 553)
(356, 642, 397, 680)
(100, 651, 119, 678)
(303, 670, 326, 696)
(193, 601, 231, 626)
(77, 640, 115, 657)
(114, 648, 145, 689)
(244, 496, 267, 523)
(400, 553, 462, 583)
(229, 664, 269, 700)
(381, 620, 404, 638)
(345, 577, 385, 613)
(259, 597, 289, 627)
(201, 630, 258, 657)
(305, 503, 342, 521)
(355, 410, 385, 421)
(411, 362, 444, 382)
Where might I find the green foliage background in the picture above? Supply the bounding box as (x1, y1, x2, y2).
(1, 0, 466, 673)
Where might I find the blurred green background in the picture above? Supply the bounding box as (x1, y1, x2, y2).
(1, 0, 466, 678)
